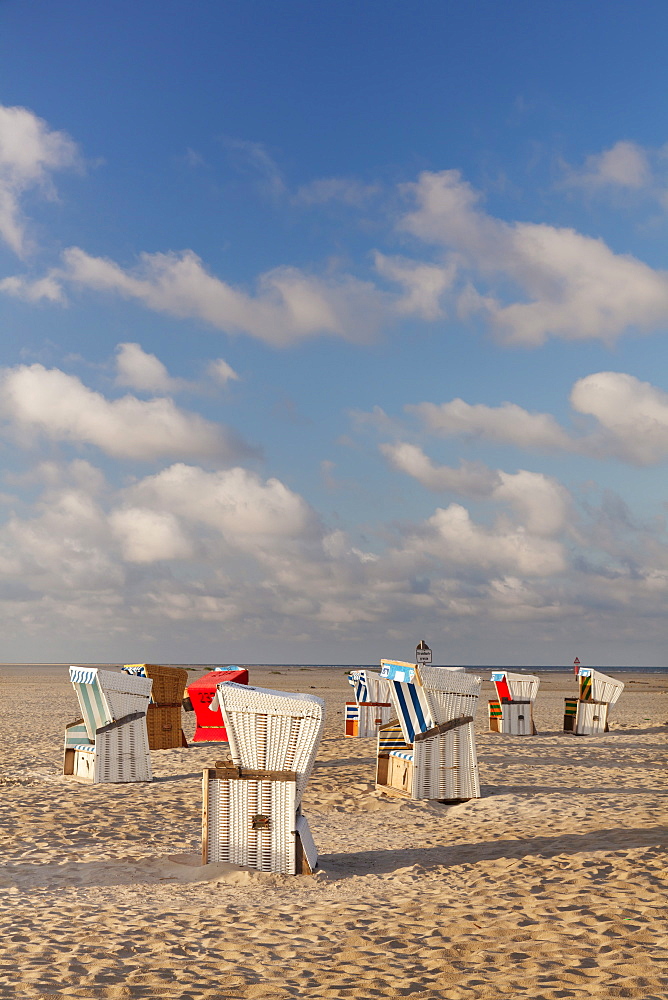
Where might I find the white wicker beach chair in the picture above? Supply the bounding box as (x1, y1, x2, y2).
(344, 669, 393, 737)
(63, 667, 153, 783)
(488, 670, 540, 736)
(564, 668, 624, 735)
(202, 683, 324, 875)
(376, 662, 481, 801)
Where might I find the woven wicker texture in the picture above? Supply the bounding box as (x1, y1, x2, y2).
(124, 663, 188, 705)
(146, 704, 186, 749)
(216, 683, 324, 804)
(413, 721, 480, 799)
(205, 774, 297, 874)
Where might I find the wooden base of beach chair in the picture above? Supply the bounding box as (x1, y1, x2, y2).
(202, 765, 317, 875)
(489, 700, 536, 735)
(564, 698, 610, 735)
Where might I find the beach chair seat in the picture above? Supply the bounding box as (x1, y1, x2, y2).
(122, 663, 189, 749)
(344, 670, 392, 737)
(488, 671, 539, 735)
(564, 668, 623, 736)
(375, 662, 481, 801)
(202, 683, 324, 875)
(64, 667, 153, 783)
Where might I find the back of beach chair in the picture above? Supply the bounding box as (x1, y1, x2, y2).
(123, 663, 189, 749)
(345, 669, 393, 737)
(488, 671, 539, 735)
(202, 683, 324, 874)
(64, 667, 153, 783)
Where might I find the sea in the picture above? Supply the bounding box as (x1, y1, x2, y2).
(2, 662, 667, 673)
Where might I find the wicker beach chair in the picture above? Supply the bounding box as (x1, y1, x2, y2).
(488, 670, 540, 735)
(63, 667, 153, 783)
(122, 663, 189, 749)
(376, 661, 481, 801)
(564, 667, 624, 735)
(202, 682, 324, 875)
(344, 669, 393, 737)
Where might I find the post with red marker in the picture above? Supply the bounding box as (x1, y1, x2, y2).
(573, 656, 580, 676)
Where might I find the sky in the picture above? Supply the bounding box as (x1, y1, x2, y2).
(2, 1, 668, 665)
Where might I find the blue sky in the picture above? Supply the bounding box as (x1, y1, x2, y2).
(2, 1, 668, 664)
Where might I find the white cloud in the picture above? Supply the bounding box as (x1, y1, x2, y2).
(374, 252, 455, 320)
(563, 140, 651, 191)
(207, 358, 240, 385)
(408, 397, 573, 450)
(400, 169, 668, 345)
(382, 443, 569, 537)
(109, 507, 193, 563)
(570, 371, 668, 465)
(0, 273, 64, 303)
(401, 503, 566, 577)
(0, 104, 80, 256)
(62, 246, 388, 347)
(115, 342, 182, 393)
(0, 363, 251, 461)
(381, 442, 499, 496)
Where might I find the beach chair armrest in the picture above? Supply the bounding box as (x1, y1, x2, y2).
(95, 710, 147, 736)
(413, 714, 474, 743)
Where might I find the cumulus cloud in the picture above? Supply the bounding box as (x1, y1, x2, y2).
(563, 140, 651, 191)
(0, 363, 254, 461)
(570, 371, 668, 465)
(62, 246, 388, 346)
(408, 397, 573, 450)
(109, 507, 193, 563)
(374, 252, 455, 320)
(400, 169, 668, 345)
(115, 342, 182, 393)
(382, 443, 570, 536)
(0, 104, 80, 256)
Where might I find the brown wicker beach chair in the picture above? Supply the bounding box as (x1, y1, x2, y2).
(123, 664, 189, 749)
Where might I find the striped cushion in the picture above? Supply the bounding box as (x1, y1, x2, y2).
(389, 749, 413, 762)
(390, 680, 433, 742)
(74, 744, 96, 753)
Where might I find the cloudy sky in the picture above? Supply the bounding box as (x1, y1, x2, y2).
(2, 1, 668, 665)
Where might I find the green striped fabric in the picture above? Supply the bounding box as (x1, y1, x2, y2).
(73, 676, 113, 739)
(64, 722, 92, 749)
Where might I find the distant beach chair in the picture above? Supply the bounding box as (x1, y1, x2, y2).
(63, 666, 153, 783)
(202, 682, 324, 875)
(375, 660, 481, 801)
(122, 663, 189, 749)
(564, 667, 624, 735)
(344, 669, 393, 737)
(488, 670, 540, 735)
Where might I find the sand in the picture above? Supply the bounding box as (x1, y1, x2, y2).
(0, 664, 666, 1000)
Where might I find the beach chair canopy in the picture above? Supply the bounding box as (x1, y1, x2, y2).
(578, 667, 624, 706)
(69, 666, 153, 741)
(387, 666, 481, 743)
(490, 670, 540, 703)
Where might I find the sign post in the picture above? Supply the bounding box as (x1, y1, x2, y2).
(573, 656, 581, 676)
(416, 640, 432, 666)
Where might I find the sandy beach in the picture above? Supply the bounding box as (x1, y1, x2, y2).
(0, 665, 666, 1000)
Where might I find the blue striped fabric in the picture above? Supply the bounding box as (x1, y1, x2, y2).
(74, 744, 96, 753)
(390, 680, 433, 743)
(347, 670, 369, 703)
(377, 722, 411, 753)
(345, 703, 359, 721)
(389, 749, 414, 761)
